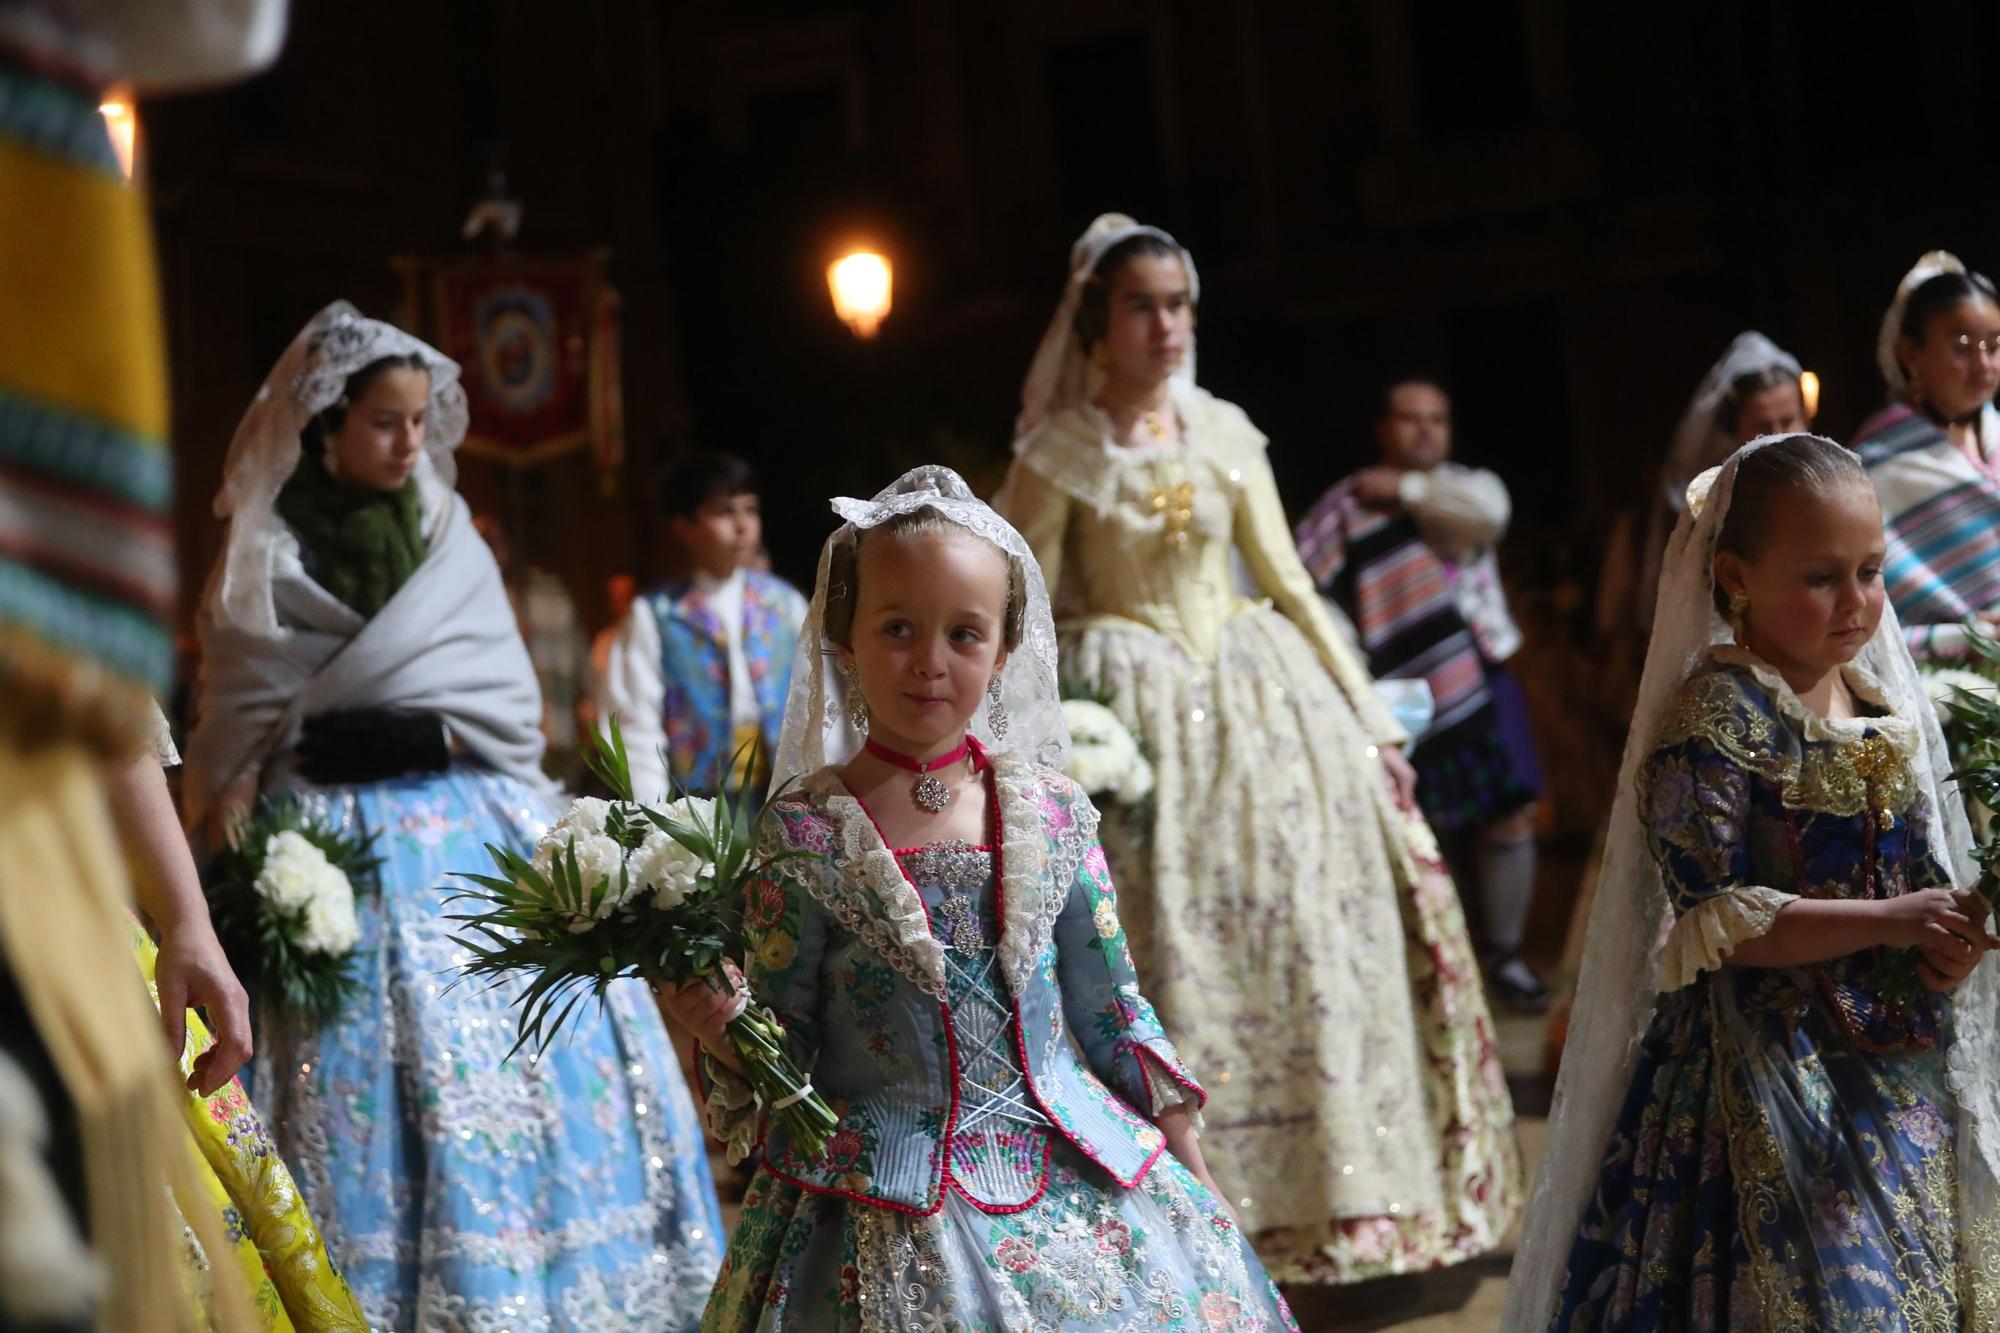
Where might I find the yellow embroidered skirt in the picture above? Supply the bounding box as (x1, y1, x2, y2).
(132, 925, 369, 1331)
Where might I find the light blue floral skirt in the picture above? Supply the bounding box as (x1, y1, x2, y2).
(249, 765, 724, 1331)
(704, 1145, 1298, 1332)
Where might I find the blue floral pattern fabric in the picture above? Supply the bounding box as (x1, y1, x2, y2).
(247, 765, 725, 1332)
(711, 758, 1202, 1209)
(1552, 655, 2000, 1330)
(699, 806, 1296, 1332)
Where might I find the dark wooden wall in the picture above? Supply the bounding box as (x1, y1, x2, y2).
(142, 0, 2000, 639)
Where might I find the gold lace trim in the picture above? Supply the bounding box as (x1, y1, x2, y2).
(1015, 387, 1265, 515)
(1654, 656, 1922, 823)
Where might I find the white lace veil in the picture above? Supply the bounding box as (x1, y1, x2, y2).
(769, 465, 1069, 787)
(203, 300, 470, 636)
(1504, 434, 2000, 1329)
(1632, 333, 1803, 630)
(1662, 332, 1801, 506)
(1877, 250, 1967, 397)
(1014, 212, 1200, 438)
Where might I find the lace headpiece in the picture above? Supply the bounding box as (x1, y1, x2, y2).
(771, 465, 1068, 786)
(1014, 212, 1199, 439)
(204, 300, 468, 635)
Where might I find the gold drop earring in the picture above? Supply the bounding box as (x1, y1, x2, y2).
(1728, 590, 1751, 647)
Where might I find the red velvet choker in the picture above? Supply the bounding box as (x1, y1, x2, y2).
(862, 736, 985, 812)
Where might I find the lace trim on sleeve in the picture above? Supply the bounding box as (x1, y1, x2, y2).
(697, 1051, 762, 1166)
(1137, 1049, 1204, 1134)
(1658, 885, 1798, 991)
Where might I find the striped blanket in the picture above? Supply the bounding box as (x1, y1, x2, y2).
(1856, 403, 2000, 661)
(0, 53, 173, 700)
(1295, 479, 1490, 742)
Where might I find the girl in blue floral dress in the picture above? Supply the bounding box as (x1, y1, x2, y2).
(1507, 434, 2000, 1330)
(184, 303, 724, 1331)
(664, 466, 1296, 1332)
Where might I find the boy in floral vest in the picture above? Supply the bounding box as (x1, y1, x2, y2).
(596, 452, 808, 802)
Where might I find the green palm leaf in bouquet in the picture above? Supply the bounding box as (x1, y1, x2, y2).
(1884, 624, 2000, 1004)
(449, 717, 838, 1158)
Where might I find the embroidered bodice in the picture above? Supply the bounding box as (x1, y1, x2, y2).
(1642, 649, 1954, 1048)
(698, 757, 1206, 1214)
(900, 841, 1053, 1208)
(1000, 385, 1400, 743)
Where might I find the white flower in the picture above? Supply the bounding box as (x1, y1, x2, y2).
(254, 830, 357, 956)
(1061, 699, 1154, 804)
(1924, 667, 1996, 724)
(630, 830, 706, 909)
(632, 798, 717, 910)
(529, 827, 633, 927)
(547, 796, 613, 838)
(299, 887, 358, 955)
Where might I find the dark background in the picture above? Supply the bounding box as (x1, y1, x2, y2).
(141, 0, 2000, 637)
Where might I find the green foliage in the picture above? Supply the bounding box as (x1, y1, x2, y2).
(1883, 627, 2000, 1004)
(449, 718, 836, 1155)
(1058, 677, 1121, 711)
(204, 796, 379, 1029)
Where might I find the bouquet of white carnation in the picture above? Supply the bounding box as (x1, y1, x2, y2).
(206, 798, 377, 1027)
(1924, 665, 2000, 727)
(1061, 697, 1154, 805)
(449, 720, 838, 1158)
(518, 795, 714, 934)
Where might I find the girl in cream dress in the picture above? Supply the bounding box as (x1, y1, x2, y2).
(996, 214, 1520, 1284)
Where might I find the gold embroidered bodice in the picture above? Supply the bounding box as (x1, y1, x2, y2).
(1652, 647, 1923, 829)
(998, 386, 1400, 743)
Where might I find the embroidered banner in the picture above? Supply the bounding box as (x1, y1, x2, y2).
(396, 249, 623, 476)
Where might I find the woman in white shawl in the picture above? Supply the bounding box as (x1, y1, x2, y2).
(1506, 434, 2000, 1329)
(995, 214, 1520, 1285)
(183, 303, 723, 1332)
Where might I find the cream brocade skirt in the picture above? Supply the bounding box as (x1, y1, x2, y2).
(1061, 605, 1522, 1284)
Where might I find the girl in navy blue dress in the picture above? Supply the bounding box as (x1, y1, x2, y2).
(1508, 434, 2000, 1330)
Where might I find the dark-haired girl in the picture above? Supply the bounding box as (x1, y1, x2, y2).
(1517, 434, 2000, 1329)
(184, 303, 723, 1331)
(1856, 252, 2000, 662)
(996, 215, 1520, 1285)
(1616, 332, 1810, 641)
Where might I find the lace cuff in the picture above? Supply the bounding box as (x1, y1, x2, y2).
(1659, 886, 1798, 991)
(697, 1051, 761, 1165)
(1137, 1048, 1205, 1134)
(148, 701, 180, 768)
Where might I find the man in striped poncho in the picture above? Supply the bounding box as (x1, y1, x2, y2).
(1295, 378, 1549, 1011)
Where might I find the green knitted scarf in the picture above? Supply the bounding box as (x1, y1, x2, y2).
(275, 453, 427, 617)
